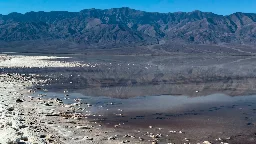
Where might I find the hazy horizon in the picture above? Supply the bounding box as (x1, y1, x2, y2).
(1, 7, 254, 16)
(0, 0, 255, 15)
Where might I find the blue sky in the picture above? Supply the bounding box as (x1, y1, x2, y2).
(0, 0, 255, 15)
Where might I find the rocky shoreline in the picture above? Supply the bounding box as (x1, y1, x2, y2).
(0, 55, 161, 144)
(0, 56, 134, 144)
(0, 73, 131, 144)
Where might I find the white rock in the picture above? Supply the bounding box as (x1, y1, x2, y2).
(76, 126, 90, 129)
(203, 141, 212, 144)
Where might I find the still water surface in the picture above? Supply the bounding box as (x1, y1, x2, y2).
(34, 91, 256, 131)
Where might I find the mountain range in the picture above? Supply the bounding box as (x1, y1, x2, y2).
(0, 7, 256, 52)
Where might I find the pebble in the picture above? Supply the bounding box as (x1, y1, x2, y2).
(45, 103, 52, 106)
(178, 131, 184, 134)
(139, 137, 144, 141)
(76, 126, 90, 129)
(184, 138, 190, 142)
(7, 140, 16, 144)
(39, 135, 47, 138)
(73, 117, 81, 120)
(84, 136, 93, 140)
(122, 140, 130, 143)
(19, 124, 27, 129)
(7, 106, 14, 111)
(16, 98, 24, 103)
(108, 136, 116, 140)
(21, 136, 28, 141)
(6, 121, 12, 126)
(169, 130, 177, 133)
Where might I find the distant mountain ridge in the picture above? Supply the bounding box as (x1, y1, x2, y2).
(0, 7, 256, 50)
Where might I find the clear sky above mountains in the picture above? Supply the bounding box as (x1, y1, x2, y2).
(0, 0, 255, 15)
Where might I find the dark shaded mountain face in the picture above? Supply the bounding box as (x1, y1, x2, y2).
(0, 7, 256, 51)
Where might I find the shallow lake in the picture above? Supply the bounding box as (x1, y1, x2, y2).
(34, 91, 256, 134)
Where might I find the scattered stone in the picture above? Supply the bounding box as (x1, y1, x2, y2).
(55, 98, 63, 103)
(16, 98, 24, 103)
(6, 121, 12, 126)
(155, 134, 162, 138)
(47, 121, 54, 124)
(76, 126, 90, 129)
(178, 131, 184, 134)
(123, 135, 130, 138)
(73, 117, 81, 120)
(40, 135, 47, 138)
(45, 103, 52, 106)
(6, 139, 16, 144)
(108, 136, 116, 140)
(21, 136, 28, 141)
(122, 140, 130, 143)
(19, 124, 27, 129)
(139, 137, 144, 141)
(84, 136, 93, 140)
(17, 131, 23, 135)
(7, 106, 14, 111)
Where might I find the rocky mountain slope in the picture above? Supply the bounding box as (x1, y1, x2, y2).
(0, 7, 256, 50)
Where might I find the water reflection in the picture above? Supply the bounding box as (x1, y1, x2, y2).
(83, 94, 256, 128)
(33, 55, 256, 98)
(34, 91, 256, 130)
